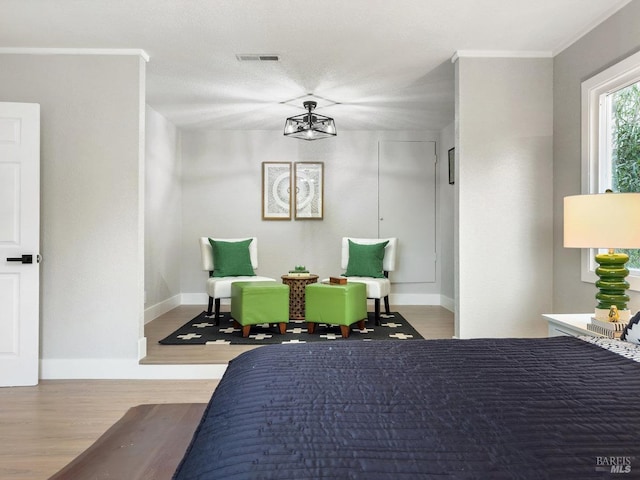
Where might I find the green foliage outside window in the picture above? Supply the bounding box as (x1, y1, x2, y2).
(611, 82, 640, 269)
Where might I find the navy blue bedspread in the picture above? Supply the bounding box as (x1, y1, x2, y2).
(173, 337, 640, 479)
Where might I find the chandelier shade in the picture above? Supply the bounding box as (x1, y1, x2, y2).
(284, 101, 336, 140)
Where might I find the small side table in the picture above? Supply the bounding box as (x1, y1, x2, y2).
(542, 313, 607, 338)
(281, 274, 319, 320)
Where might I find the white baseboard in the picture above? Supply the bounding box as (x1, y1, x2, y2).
(389, 293, 454, 312)
(439, 295, 455, 312)
(138, 336, 147, 361)
(144, 294, 182, 323)
(390, 293, 441, 306)
(40, 358, 228, 380)
(180, 292, 211, 305)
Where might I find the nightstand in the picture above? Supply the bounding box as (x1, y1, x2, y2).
(542, 313, 608, 338)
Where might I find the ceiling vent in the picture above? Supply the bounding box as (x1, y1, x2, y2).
(236, 54, 280, 62)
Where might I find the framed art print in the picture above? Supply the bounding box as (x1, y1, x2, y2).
(294, 162, 323, 219)
(262, 162, 292, 220)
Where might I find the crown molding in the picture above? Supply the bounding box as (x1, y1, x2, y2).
(451, 50, 552, 63)
(0, 48, 149, 62)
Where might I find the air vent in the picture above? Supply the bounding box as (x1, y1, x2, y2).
(236, 54, 280, 62)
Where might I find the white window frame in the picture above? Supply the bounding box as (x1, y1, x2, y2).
(581, 50, 640, 293)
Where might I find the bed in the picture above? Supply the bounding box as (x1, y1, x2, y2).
(173, 336, 640, 479)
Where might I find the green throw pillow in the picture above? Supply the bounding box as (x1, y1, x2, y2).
(209, 238, 256, 277)
(343, 240, 389, 278)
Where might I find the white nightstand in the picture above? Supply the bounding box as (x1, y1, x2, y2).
(542, 313, 608, 338)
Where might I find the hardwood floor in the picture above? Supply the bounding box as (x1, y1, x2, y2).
(0, 305, 452, 480)
(141, 305, 259, 365)
(141, 304, 455, 364)
(49, 403, 207, 480)
(0, 379, 218, 480)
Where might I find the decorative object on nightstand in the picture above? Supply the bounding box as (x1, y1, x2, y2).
(564, 191, 640, 324)
(608, 305, 620, 322)
(586, 317, 625, 339)
(587, 305, 625, 338)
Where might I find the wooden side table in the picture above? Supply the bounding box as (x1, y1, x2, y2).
(281, 274, 319, 320)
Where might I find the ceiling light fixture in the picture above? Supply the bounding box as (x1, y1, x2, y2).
(284, 101, 336, 141)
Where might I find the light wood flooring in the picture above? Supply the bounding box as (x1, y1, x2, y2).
(141, 304, 455, 364)
(0, 379, 218, 480)
(0, 305, 452, 480)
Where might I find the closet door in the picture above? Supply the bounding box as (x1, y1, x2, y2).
(378, 141, 436, 283)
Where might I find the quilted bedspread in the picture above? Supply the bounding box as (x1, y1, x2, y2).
(173, 337, 640, 479)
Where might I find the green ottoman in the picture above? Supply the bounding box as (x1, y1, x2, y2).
(231, 282, 289, 337)
(305, 282, 367, 338)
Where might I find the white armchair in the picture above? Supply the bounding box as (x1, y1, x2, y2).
(199, 237, 275, 325)
(340, 237, 398, 325)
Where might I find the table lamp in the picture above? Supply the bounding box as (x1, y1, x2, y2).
(564, 192, 640, 322)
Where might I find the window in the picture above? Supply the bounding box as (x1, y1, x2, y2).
(582, 50, 640, 292)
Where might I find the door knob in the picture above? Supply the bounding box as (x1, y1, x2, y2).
(6, 254, 33, 264)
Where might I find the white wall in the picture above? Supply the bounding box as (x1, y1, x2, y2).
(0, 53, 146, 373)
(553, 0, 640, 315)
(144, 105, 182, 321)
(455, 56, 554, 338)
(179, 129, 447, 306)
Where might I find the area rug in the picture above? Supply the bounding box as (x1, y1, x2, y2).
(159, 311, 423, 345)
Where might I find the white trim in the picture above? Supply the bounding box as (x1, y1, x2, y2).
(181, 292, 211, 305)
(580, 49, 640, 293)
(144, 294, 181, 323)
(40, 358, 227, 380)
(0, 48, 150, 62)
(137, 336, 147, 361)
(451, 50, 552, 63)
(390, 293, 443, 306)
(439, 295, 455, 313)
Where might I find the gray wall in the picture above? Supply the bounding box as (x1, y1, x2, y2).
(0, 53, 145, 371)
(178, 129, 451, 306)
(145, 106, 182, 313)
(455, 57, 554, 338)
(553, 0, 640, 314)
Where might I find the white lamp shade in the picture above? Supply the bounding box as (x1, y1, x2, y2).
(564, 193, 640, 248)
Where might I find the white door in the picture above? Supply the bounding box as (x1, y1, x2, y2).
(379, 141, 437, 283)
(0, 102, 40, 387)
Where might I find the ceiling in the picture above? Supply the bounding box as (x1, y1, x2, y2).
(0, 0, 631, 131)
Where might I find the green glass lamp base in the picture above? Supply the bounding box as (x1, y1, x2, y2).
(594, 252, 630, 310)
